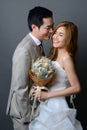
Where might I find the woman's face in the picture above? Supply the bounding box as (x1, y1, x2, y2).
(52, 26, 66, 48)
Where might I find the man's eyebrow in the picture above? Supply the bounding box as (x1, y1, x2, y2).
(46, 24, 54, 27)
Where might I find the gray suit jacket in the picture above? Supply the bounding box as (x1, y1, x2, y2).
(6, 34, 44, 123)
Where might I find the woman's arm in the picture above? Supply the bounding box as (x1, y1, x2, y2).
(39, 55, 81, 100)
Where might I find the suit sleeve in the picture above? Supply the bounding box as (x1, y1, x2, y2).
(11, 47, 32, 123)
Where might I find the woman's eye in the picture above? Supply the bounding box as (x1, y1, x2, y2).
(59, 33, 64, 36)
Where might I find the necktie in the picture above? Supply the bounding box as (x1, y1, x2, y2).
(38, 44, 45, 56)
(39, 44, 43, 49)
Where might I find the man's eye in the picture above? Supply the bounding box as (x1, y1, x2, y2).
(44, 26, 52, 30)
(45, 27, 50, 30)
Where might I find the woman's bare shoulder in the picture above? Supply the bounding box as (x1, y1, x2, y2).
(62, 52, 72, 62)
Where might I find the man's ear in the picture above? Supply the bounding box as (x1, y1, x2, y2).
(31, 24, 38, 31)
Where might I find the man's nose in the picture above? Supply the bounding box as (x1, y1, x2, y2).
(50, 28, 53, 33)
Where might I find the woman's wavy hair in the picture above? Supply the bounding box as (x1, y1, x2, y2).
(50, 21, 78, 65)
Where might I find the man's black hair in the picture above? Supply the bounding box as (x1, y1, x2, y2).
(28, 6, 53, 31)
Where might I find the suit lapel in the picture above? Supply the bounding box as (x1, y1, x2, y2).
(28, 35, 45, 57)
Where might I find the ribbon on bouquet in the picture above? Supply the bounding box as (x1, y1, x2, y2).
(29, 86, 48, 121)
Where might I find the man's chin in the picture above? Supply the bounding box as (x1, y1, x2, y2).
(45, 36, 51, 40)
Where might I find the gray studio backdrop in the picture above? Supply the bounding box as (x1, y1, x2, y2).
(0, 0, 87, 130)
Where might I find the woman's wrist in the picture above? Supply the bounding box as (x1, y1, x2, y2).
(47, 91, 53, 99)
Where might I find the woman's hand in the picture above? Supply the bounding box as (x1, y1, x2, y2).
(40, 91, 48, 100)
(33, 86, 48, 101)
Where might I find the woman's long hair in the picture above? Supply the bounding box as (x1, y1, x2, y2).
(50, 21, 78, 65)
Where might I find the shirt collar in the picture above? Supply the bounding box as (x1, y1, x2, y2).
(29, 33, 41, 46)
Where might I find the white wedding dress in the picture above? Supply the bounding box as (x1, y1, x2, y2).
(29, 61, 83, 130)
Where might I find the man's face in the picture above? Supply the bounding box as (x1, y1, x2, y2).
(37, 17, 54, 41)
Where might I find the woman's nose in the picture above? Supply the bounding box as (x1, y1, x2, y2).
(54, 34, 58, 38)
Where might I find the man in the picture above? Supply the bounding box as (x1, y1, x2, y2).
(6, 6, 54, 130)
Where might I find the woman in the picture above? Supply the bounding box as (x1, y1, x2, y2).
(29, 21, 83, 130)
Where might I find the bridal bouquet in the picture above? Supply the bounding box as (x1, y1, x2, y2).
(29, 56, 56, 87)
